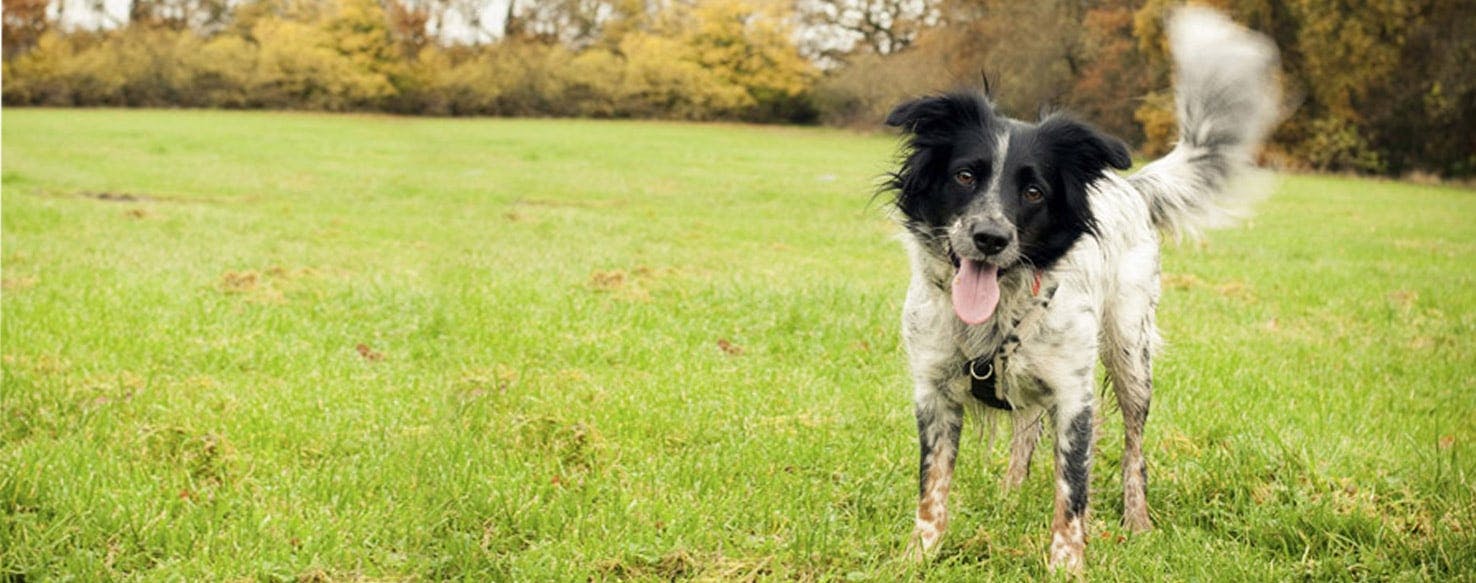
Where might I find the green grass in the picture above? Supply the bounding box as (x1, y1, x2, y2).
(2, 108, 1473, 581)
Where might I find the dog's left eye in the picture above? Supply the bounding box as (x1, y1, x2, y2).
(1023, 185, 1045, 203)
(954, 169, 975, 186)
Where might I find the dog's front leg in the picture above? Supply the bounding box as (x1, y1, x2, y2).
(1048, 396, 1095, 572)
(907, 390, 962, 559)
(898, 268, 968, 560)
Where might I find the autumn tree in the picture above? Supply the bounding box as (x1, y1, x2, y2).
(1369, 0, 1476, 176)
(385, 0, 431, 58)
(1068, 0, 1153, 146)
(3, 0, 51, 59)
(506, 0, 615, 48)
(126, 0, 233, 31)
(685, 0, 818, 120)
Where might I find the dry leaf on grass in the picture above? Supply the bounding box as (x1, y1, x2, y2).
(717, 339, 743, 355)
(356, 343, 384, 361)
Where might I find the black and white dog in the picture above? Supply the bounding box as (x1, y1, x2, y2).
(885, 8, 1280, 571)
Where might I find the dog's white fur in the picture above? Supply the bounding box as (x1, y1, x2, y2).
(899, 7, 1280, 571)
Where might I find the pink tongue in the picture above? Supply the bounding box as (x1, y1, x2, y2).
(952, 259, 1000, 325)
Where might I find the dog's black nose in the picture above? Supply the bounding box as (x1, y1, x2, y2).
(971, 224, 1010, 255)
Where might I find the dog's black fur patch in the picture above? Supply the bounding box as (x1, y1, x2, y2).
(1062, 407, 1094, 518)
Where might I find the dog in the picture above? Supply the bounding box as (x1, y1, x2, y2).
(884, 7, 1280, 571)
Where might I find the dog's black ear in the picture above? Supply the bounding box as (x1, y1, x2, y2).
(885, 93, 989, 136)
(885, 96, 944, 133)
(1035, 115, 1131, 237)
(1095, 131, 1133, 170)
(1038, 115, 1133, 172)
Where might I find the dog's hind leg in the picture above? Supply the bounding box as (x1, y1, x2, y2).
(1108, 339, 1154, 532)
(906, 391, 963, 560)
(1003, 406, 1044, 490)
(1103, 291, 1159, 533)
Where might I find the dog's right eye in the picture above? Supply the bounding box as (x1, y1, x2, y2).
(954, 170, 975, 187)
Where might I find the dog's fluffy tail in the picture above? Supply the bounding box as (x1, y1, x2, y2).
(1130, 7, 1281, 239)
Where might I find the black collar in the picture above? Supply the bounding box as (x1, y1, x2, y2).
(965, 356, 1013, 410)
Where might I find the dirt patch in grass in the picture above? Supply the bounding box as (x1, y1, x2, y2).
(80, 191, 152, 202)
(79, 370, 145, 410)
(137, 424, 236, 488)
(588, 270, 627, 291)
(1389, 289, 1419, 310)
(586, 265, 673, 301)
(716, 338, 744, 355)
(1163, 273, 1257, 300)
(596, 549, 701, 580)
(1215, 281, 1256, 300)
(289, 568, 394, 583)
(1162, 273, 1203, 290)
(513, 416, 603, 478)
(217, 266, 323, 303)
(596, 550, 780, 581)
(454, 365, 519, 400)
(513, 198, 624, 209)
(588, 268, 650, 301)
(219, 270, 261, 293)
(1, 354, 71, 377)
(2, 275, 38, 291)
(355, 343, 385, 362)
(70, 190, 241, 205)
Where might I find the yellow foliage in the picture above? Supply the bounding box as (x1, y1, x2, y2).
(3, 32, 79, 104)
(1296, 116, 1385, 173)
(250, 18, 393, 110)
(685, 0, 816, 101)
(188, 35, 259, 107)
(1133, 91, 1177, 158)
(1287, 0, 1416, 121)
(617, 32, 752, 119)
(1, 0, 818, 122)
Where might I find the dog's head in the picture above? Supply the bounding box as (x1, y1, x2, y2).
(885, 91, 1130, 324)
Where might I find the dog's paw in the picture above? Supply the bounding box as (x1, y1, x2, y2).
(902, 541, 926, 564)
(1047, 536, 1085, 574)
(1047, 550, 1084, 574)
(1123, 512, 1154, 534)
(903, 529, 940, 563)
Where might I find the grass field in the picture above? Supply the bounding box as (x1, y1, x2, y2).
(2, 108, 1473, 580)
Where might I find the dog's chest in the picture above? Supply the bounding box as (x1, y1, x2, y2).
(952, 274, 1061, 406)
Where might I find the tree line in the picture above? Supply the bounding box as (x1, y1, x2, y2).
(4, 0, 1472, 177)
